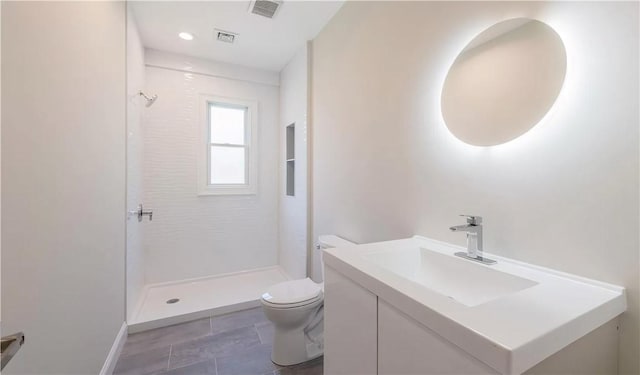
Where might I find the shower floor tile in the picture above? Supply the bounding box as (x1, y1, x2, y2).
(130, 266, 288, 332)
(114, 307, 323, 375)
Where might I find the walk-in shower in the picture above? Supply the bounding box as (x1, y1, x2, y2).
(125, 0, 322, 333)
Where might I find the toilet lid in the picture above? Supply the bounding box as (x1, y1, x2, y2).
(262, 278, 322, 305)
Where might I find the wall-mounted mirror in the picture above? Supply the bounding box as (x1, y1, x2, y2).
(441, 18, 566, 146)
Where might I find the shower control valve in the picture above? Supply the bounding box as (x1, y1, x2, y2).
(129, 204, 153, 222)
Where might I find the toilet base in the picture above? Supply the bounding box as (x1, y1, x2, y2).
(271, 327, 323, 366)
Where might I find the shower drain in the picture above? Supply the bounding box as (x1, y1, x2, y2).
(166, 298, 180, 304)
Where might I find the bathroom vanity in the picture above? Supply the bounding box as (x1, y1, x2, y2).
(323, 236, 626, 375)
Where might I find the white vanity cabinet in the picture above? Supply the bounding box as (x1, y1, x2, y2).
(376, 298, 618, 375)
(378, 299, 499, 374)
(325, 262, 496, 374)
(324, 266, 377, 375)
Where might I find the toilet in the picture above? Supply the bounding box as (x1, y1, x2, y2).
(261, 235, 356, 366)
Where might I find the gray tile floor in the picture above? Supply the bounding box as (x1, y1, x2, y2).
(114, 308, 323, 375)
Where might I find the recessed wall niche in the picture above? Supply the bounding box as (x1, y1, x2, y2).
(286, 123, 295, 196)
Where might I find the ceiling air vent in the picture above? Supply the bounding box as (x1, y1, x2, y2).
(248, 0, 282, 19)
(215, 29, 237, 44)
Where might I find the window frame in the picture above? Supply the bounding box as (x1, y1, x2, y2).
(198, 94, 258, 196)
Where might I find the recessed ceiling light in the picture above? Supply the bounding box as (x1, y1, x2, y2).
(178, 32, 194, 41)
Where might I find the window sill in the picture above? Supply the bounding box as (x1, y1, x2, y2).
(198, 186, 257, 196)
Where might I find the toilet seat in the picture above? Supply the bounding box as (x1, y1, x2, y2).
(262, 294, 323, 309)
(261, 278, 323, 308)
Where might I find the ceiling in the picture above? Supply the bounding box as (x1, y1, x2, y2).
(131, 1, 345, 72)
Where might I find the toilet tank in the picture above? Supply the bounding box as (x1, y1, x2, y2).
(317, 235, 356, 282)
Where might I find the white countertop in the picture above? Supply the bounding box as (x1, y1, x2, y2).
(323, 236, 626, 374)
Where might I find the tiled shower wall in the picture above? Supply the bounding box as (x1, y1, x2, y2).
(141, 50, 280, 284)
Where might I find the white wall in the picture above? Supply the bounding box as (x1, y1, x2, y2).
(312, 2, 639, 374)
(0, 0, 3, 326)
(279, 45, 309, 279)
(142, 50, 280, 284)
(126, 7, 146, 321)
(1, 2, 126, 373)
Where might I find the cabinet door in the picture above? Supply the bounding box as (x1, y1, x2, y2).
(378, 299, 498, 375)
(324, 266, 378, 375)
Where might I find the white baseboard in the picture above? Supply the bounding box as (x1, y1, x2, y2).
(99, 322, 127, 375)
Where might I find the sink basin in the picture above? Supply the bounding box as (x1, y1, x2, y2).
(363, 247, 538, 306)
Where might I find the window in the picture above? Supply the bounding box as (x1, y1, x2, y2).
(199, 95, 257, 195)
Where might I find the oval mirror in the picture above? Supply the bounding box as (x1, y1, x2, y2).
(441, 18, 566, 146)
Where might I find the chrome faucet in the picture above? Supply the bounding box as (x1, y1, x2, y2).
(450, 215, 496, 265)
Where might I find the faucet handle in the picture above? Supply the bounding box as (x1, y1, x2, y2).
(460, 215, 482, 225)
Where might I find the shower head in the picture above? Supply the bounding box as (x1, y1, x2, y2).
(139, 91, 158, 107)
